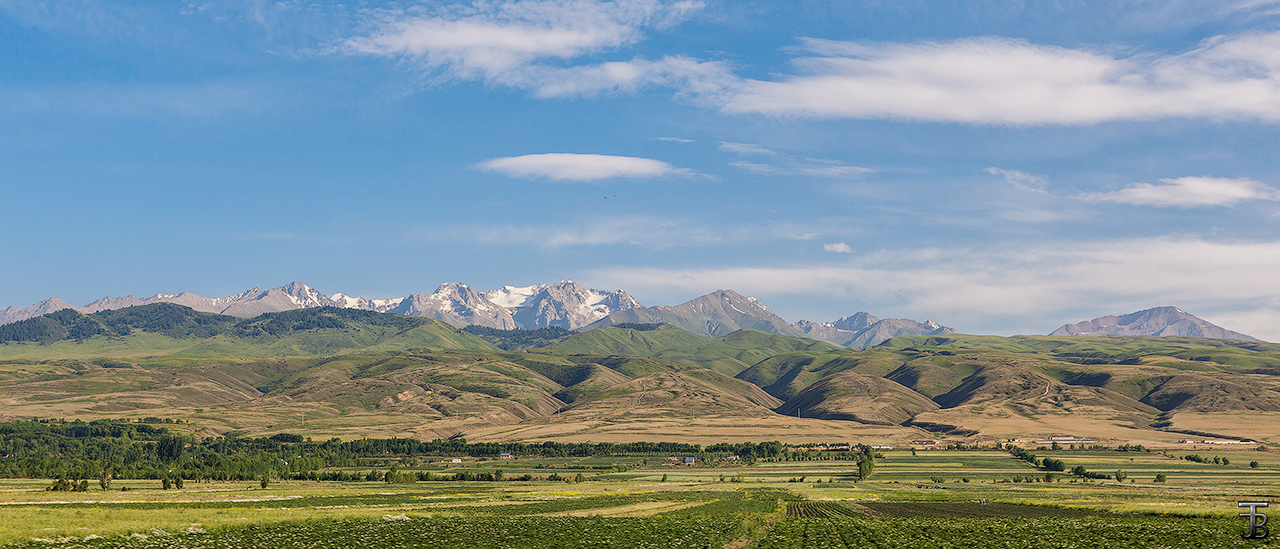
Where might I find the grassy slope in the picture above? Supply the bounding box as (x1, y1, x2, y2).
(548, 326, 839, 376)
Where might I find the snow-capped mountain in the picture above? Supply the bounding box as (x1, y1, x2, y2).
(390, 282, 518, 329)
(396, 280, 640, 330)
(509, 281, 641, 330)
(0, 280, 640, 331)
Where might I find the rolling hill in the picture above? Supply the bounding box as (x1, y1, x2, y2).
(2, 304, 1280, 445)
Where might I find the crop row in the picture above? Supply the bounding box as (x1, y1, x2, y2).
(785, 502, 863, 518)
(755, 516, 1271, 549)
(12, 516, 746, 549)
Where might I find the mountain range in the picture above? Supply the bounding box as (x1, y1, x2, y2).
(0, 282, 1262, 346)
(0, 282, 960, 349)
(1, 303, 1276, 444)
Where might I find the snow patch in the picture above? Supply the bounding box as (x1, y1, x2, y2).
(485, 284, 545, 309)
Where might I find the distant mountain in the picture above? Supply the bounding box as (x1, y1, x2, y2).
(793, 312, 957, 349)
(0, 297, 77, 326)
(0, 282, 407, 326)
(0, 303, 492, 355)
(0, 280, 638, 331)
(391, 282, 518, 329)
(583, 289, 804, 338)
(1051, 306, 1259, 341)
(503, 281, 641, 330)
(390, 280, 639, 330)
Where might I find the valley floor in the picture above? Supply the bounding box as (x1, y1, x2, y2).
(3, 449, 1278, 548)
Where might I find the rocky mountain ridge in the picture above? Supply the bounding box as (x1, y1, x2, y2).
(791, 313, 958, 349)
(0, 280, 639, 332)
(1052, 306, 1258, 341)
(1, 285, 1262, 346)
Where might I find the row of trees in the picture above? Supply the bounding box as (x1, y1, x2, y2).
(0, 420, 795, 481)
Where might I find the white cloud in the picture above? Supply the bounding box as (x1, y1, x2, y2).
(343, 0, 731, 97)
(986, 168, 1049, 194)
(586, 237, 1280, 340)
(347, 1, 679, 69)
(476, 153, 693, 181)
(346, 4, 1280, 124)
(717, 142, 775, 156)
(1080, 176, 1280, 207)
(719, 33, 1280, 124)
(651, 136, 694, 143)
(823, 242, 853, 253)
(730, 160, 872, 178)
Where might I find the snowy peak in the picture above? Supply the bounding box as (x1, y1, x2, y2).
(382, 280, 639, 330)
(508, 280, 641, 330)
(1051, 306, 1258, 341)
(485, 284, 548, 309)
(390, 283, 515, 329)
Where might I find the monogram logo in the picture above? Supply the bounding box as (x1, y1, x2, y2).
(1240, 502, 1269, 540)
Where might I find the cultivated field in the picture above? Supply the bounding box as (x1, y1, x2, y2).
(3, 449, 1278, 548)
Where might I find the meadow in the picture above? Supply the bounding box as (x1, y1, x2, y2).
(2, 447, 1278, 548)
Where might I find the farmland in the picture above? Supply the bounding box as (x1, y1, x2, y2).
(1, 447, 1277, 548)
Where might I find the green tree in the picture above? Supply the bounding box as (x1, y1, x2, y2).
(161, 476, 172, 490)
(99, 470, 111, 491)
(1251, 461, 1260, 469)
(174, 476, 184, 489)
(857, 457, 873, 480)
(661, 473, 668, 482)
(1154, 473, 1167, 483)
(1114, 470, 1126, 482)
(260, 474, 270, 489)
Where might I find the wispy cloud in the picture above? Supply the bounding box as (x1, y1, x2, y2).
(1080, 176, 1280, 207)
(416, 216, 849, 248)
(586, 237, 1280, 339)
(986, 168, 1050, 194)
(823, 242, 852, 253)
(717, 141, 775, 156)
(343, 0, 732, 97)
(475, 153, 694, 181)
(343, 2, 1280, 125)
(730, 160, 872, 178)
(720, 33, 1280, 124)
(650, 136, 694, 143)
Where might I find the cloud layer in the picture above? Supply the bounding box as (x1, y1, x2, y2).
(476, 153, 692, 181)
(348, 6, 1280, 125)
(1080, 176, 1280, 207)
(586, 237, 1280, 339)
(722, 34, 1280, 124)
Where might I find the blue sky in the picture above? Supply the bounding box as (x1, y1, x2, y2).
(4, 0, 1280, 339)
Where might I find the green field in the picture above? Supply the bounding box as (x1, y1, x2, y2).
(2, 449, 1278, 548)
